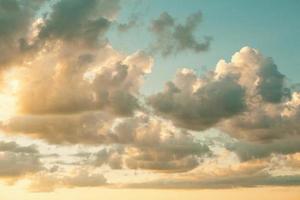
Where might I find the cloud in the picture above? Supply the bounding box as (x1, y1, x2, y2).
(0, 141, 37, 154)
(73, 147, 124, 169)
(111, 114, 211, 172)
(62, 170, 107, 187)
(117, 17, 138, 32)
(11, 46, 152, 116)
(148, 68, 246, 130)
(215, 47, 290, 103)
(0, 40, 153, 143)
(29, 170, 107, 192)
(285, 153, 300, 169)
(0, 0, 152, 146)
(47, 113, 211, 172)
(0, 0, 121, 84)
(149, 11, 211, 56)
(124, 158, 300, 189)
(1, 112, 113, 144)
(38, 0, 120, 47)
(149, 47, 299, 142)
(0, 0, 45, 75)
(221, 91, 300, 141)
(92, 148, 123, 169)
(127, 174, 300, 189)
(227, 137, 300, 161)
(1, 112, 210, 173)
(0, 141, 42, 179)
(0, 46, 153, 145)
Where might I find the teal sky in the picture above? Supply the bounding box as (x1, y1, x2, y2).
(108, 0, 300, 94)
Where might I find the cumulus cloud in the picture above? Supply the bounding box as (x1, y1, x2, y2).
(0, 46, 153, 144)
(149, 47, 299, 142)
(15, 48, 152, 116)
(149, 68, 246, 130)
(0, 0, 121, 83)
(0, 0, 154, 146)
(215, 47, 290, 103)
(149, 11, 211, 56)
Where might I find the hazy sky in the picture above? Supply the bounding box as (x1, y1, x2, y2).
(0, 0, 299, 199)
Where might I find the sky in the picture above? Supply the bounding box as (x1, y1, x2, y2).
(0, 0, 300, 199)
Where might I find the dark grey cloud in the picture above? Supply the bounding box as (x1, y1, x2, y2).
(148, 69, 245, 131)
(149, 10, 211, 56)
(256, 58, 290, 103)
(38, 0, 120, 46)
(0, 0, 45, 73)
(227, 137, 300, 161)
